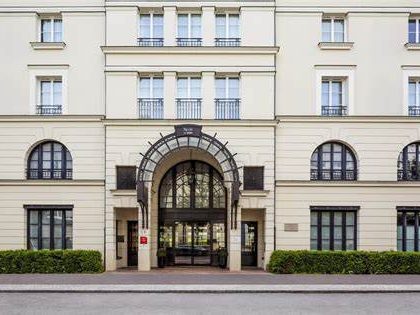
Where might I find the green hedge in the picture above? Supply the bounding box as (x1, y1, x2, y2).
(268, 250, 420, 274)
(0, 250, 103, 273)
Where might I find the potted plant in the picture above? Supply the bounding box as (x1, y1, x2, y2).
(217, 248, 228, 269)
(157, 248, 167, 268)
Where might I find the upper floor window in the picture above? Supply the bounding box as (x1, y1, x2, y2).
(138, 77, 164, 119)
(215, 77, 240, 119)
(41, 18, 62, 42)
(177, 77, 201, 119)
(311, 142, 357, 181)
(243, 166, 264, 190)
(27, 141, 72, 180)
(215, 14, 240, 47)
(397, 207, 420, 252)
(37, 79, 62, 115)
(139, 13, 163, 46)
(409, 79, 420, 116)
(398, 142, 420, 181)
(322, 79, 347, 116)
(409, 19, 420, 44)
(322, 17, 345, 42)
(177, 14, 202, 46)
(116, 166, 137, 190)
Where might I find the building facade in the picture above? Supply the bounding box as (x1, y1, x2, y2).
(0, 0, 420, 271)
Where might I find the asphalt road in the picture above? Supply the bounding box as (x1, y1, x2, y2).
(0, 293, 419, 315)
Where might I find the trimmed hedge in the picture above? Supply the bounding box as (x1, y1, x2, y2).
(0, 250, 103, 273)
(268, 250, 420, 274)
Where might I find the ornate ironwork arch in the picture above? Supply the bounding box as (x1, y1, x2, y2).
(137, 124, 241, 229)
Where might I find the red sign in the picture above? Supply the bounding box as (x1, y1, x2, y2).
(140, 236, 148, 245)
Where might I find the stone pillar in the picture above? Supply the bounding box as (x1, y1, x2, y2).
(228, 184, 242, 271)
(105, 207, 116, 271)
(202, 71, 215, 119)
(138, 184, 152, 271)
(202, 6, 215, 46)
(164, 6, 177, 46)
(164, 72, 177, 119)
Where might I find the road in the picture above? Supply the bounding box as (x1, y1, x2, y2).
(0, 293, 419, 314)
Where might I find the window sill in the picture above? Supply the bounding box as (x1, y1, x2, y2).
(30, 42, 66, 50)
(405, 43, 420, 50)
(240, 190, 270, 197)
(318, 42, 354, 50)
(110, 189, 136, 196)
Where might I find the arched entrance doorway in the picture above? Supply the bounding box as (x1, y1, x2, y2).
(158, 161, 227, 266)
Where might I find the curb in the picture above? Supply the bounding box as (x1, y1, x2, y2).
(1, 284, 420, 293)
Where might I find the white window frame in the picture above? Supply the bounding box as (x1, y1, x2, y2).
(322, 17, 346, 42)
(40, 17, 63, 42)
(177, 13, 202, 39)
(402, 68, 420, 115)
(322, 79, 344, 108)
(139, 13, 163, 39)
(38, 78, 62, 106)
(215, 13, 240, 39)
(409, 18, 420, 43)
(177, 77, 202, 99)
(409, 80, 420, 108)
(139, 76, 164, 99)
(215, 77, 240, 99)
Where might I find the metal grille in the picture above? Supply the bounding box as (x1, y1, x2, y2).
(137, 38, 164, 47)
(409, 106, 420, 116)
(321, 106, 348, 116)
(36, 105, 62, 115)
(138, 98, 164, 119)
(215, 99, 240, 120)
(176, 98, 202, 119)
(215, 38, 241, 47)
(176, 38, 202, 46)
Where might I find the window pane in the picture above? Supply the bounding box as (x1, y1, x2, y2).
(66, 210, 73, 249)
(154, 15, 163, 38)
(228, 78, 240, 98)
(322, 81, 330, 106)
(334, 20, 344, 42)
(140, 78, 151, 98)
(190, 78, 201, 98)
(177, 78, 188, 98)
(178, 15, 188, 37)
(409, 20, 417, 43)
(41, 20, 52, 42)
(332, 82, 342, 106)
(216, 15, 226, 38)
(322, 19, 331, 42)
(140, 14, 151, 38)
(346, 239, 355, 250)
(229, 15, 240, 38)
(30, 211, 39, 224)
(41, 81, 51, 105)
(53, 81, 62, 105)
(215, 78, 226, 98)
(191, 15, 201, 38)
(53, 19, 62, 42)
(409, 82, 416, 106)
(153, 78, 164, 98)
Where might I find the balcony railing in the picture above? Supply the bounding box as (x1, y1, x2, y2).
(176, 38, 202, 47)
(28, 168, 72, 180)
(321, 106, 348, 116)
(215, 98, 240, 120)
(36, 105, 62, 115)
(409, 106, 420, 116)
(311, 169, 357, 181)
(176, 98, 202, 119)
(138, 38, 164, 47)
(398, 169, 420, 181)
(138, 98, 164, 119)
(215, 38, 241, 47)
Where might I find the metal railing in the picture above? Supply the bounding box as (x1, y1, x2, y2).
(137, 38, 164, 47)
(28, 168, 72, 180)
(321, 106, 348, 116)
(138, 98, 164, 119)
(398, 169, 420, 181)
(215, 38, 241, 47)
(176, 38, 202, 47)
(409, 106, 420, 116)
(36, 105, 62, 115)
(311, 169, 357, 181)
(176, 98, 202, 119)
(215, 98, 240, 120)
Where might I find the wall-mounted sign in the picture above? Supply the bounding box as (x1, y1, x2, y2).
(174, 124, 202, 137)
(140, 236, 148, 245)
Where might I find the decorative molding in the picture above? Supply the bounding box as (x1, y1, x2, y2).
(310, 205, 360, 211)
(23, 204, 74, 210)
(110, 189, 136, 196)
(30, 42, 66, 50)
(103, 119, 277, 127)
(318, 42, 354, 50)
(240, 190, 270, 197)
(101, 46, 279, 55)
(276, 180, 420, 188)
(0, 180, 104, 186)
(276, 115, 420, 123)
(405, 43, 420, 51)
(0, 115, 104, 122)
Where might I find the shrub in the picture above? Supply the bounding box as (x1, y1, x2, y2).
(267, 250, 420, 274)
(0, 250, 103, 274)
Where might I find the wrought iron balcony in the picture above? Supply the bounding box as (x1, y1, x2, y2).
(138, 98, 164, 119)
(215, 38, 241, 47)
(36, 105, 62, 115)
(176, 38, 202, 47)
(176, 98, 202, 119)
(398, 169, 420, 181)
(409, 106, 420, 117)
(321, 106, 348, 116)
(215, 98, 240, 120)
(28, 168, 72, 180)
(137, 38, 164, 47)
(311, 169, 357, 181)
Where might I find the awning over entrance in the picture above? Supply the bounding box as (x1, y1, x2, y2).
(137, 124, 241, 229)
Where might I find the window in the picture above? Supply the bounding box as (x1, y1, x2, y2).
(116, 166, 137, 190)
(321, 79, 347, 116)
(310, 207, 357, 251)
(397, 208, 420, 251)
(41, 18, 62, 42)
(27, 207, 73, 250)
(139, 14, 163, 46)
(322, 18, 345, 42)
(409, 19, 420, 44)
(311, 142, 356, 181)
(398, 142, 420, 181)
(177, 77, 201, 99)
(177, 14, 202, 46)
(409, 80, 420, 116)
(37, 79, 62, 115)
(139, 77, 164, 119)
(27, 141, 72, 179)
(215, 77, 240, 119)
(177, 77, 201, 119)
(243, 167, 264, 190)
(215, 14, 240, 46)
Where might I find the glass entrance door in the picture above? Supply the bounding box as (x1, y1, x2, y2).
(127, 221, 138, 266)
(241, 221, 258, 267)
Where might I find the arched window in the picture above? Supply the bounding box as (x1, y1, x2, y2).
(310, 142, 357, 180)
(27, 141, 72, 179)
(398, 142, 420, 181)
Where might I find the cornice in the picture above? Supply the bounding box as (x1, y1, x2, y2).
(0, 180, 104, 186)
(276, 116, 420, 124)
(0, 115, 104, 122)
(103, 118, 277, 127)
(276, 180, 420, 188)
(101, 46, 279, 55)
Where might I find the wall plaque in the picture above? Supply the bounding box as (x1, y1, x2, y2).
(284, 223, 299, 232)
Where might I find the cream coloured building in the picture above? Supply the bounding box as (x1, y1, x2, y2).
(0, 0, 420, 271)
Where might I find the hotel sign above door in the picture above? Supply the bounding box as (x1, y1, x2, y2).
(174, 124, 202, 137)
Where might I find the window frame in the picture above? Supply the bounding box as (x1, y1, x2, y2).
(39, 78, 62, 106)
(310, 206, 358, 251)
(177, 76, 202, 99)
(397, 207, 420, 252)
(116, 166, 137, 190)
(215, 76, 240, 99)
(243, 166, 264, 191)
(40, 17, 63, 43)
(322, 17, 346, 43)
(139, 13, 164, 39)
(409, 19, 420, 44)
(398, 142, 420, 181)
(215, 13, 240, 39)
(139, 76, 164, 99)
(177, 13, 202, 39)
(409, 80, 420, 107)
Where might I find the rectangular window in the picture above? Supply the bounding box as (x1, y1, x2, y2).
(243, 167, 264, 190)
(139, 14, 163, 46)
(37, 79, 62, 115)
(41, 18, 62, 42)
(409, 19, 420, 44)
(177, 14, 202, 46)
(27, 208, 73, 250)
(215, 77, 239, 99)
(116, 166, 137, 190)
(409, 80, 420, 116)
(138, 77, 164, 119)
(139, 77, 164, 99)
(397, 208, 420, 251)
(322, 18, 345, 42)
(177, 77, 201, 99)
(321, 79, 347, 116)
(310, 207, 357, 251)
(215, 14, 240, 46)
